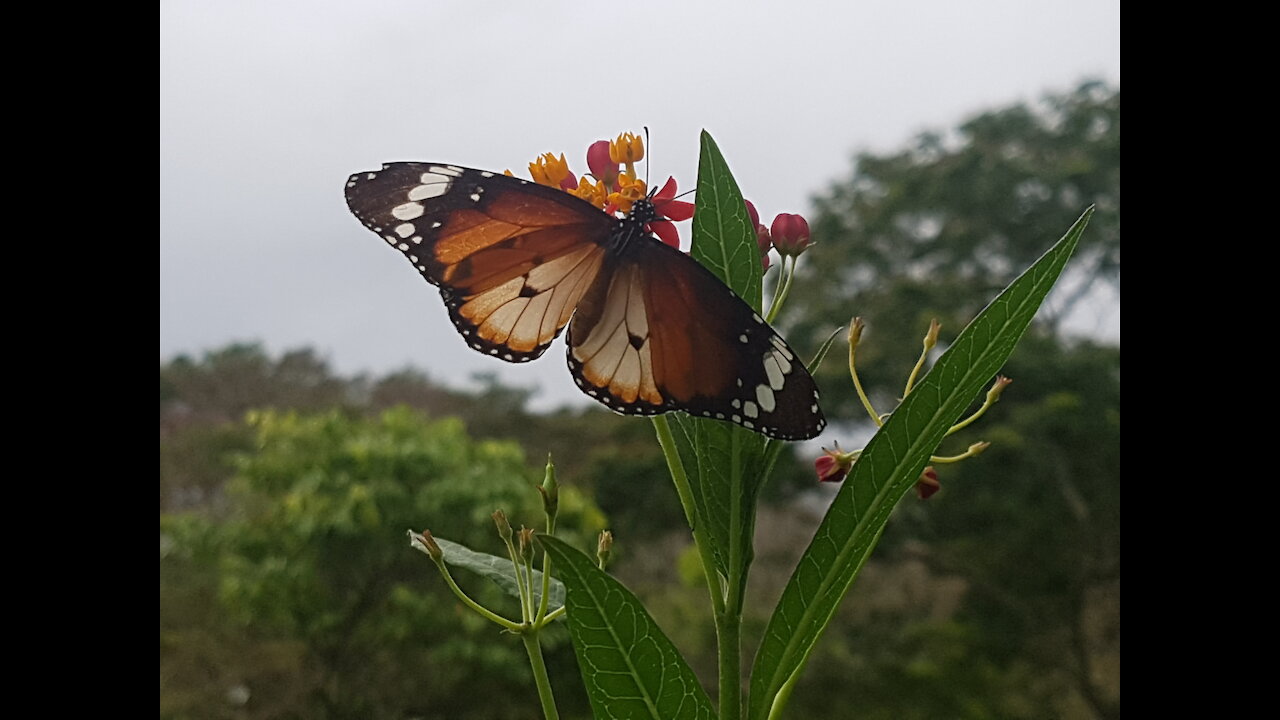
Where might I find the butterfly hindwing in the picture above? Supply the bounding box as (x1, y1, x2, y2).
(566, 238, 826, 440)
(345, 163, 614, 361)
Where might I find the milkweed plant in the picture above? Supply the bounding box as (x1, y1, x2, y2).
(407, 130, 1091, 720)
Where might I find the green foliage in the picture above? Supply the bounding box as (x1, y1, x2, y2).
(785, 80, 1120, 414)
(749, 211, 1090, 720)
(762, 82, 1121, 719)
(161, 407, 606, 719)
(542, 537, 717, 720)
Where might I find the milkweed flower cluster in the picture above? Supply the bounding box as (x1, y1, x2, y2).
(514, 132, 695, 248)
(816, 318, 1003, 499)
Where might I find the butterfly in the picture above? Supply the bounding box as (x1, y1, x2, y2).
(344, 162, 826, 440)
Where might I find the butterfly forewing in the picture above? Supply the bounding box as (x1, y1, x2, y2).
(345, 163, 614, 361)
(566, 238, 826, 440)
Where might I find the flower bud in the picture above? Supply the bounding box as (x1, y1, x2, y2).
(848, 316, 865, 349)
(770, 213, 812, 256)
(597, 530, 614, 568)
(815, 442, 857, 483)
(412, 528, 444, 563)
(987, 376, 1013, 403)
(756, 223, 772, 255)
(537, 455, 559, 521)
(492, 509, 513, 542)
(587, 140, 619, 187)
(924, 319, 941, 351)
(915, 467, 941, 500)
(518, 527, 535, 564)
(744, 199, 760, 228)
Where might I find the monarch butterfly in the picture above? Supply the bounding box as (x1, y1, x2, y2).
(344, 162, 826, 440)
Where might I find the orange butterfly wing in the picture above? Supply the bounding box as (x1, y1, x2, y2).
(567, 238, 826, 440)
(345, 163, 613, 361)
(346, 163, 826, 440)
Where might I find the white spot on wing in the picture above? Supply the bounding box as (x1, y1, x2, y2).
(409, 183, 448, 201)
(764, 354, 786, 390)
(394, 223, 415, 238)
(756, 384, 776, 412)
(427, 165, 463, 177)
(743, 401, 759, 418)
(774, 350, 793, 375)
(392, 202, 425, 220)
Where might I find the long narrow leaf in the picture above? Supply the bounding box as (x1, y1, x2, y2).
(748, 209, 1093, 720)
(540, 536, 716, 719)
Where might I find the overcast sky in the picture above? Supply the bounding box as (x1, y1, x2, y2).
(160, 0, 1120, 410)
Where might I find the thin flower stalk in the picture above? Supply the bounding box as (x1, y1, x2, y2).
(904, 319, 941, 397)
(945, 376, 1012, 437)
(847, 317, 881, 426)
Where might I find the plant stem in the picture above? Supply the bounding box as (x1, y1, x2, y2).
(522, 631, 560, 720)
(765, 256, 796, 325)
(719, 429, 745, 720)
(715, 611, 742, 720)
(435, 562, 522, 632)
(652, 415, 726, 617)
(536, 517, 557, 622)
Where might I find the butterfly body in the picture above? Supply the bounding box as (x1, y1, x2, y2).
(345, 162, 825, 440)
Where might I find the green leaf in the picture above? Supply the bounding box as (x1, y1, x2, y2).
(540, 536, 716, 720)
(429, 536, 564, 612)
(672, 130, 770, 605)
(748, 209, 1093, 720)
(690, 130, 761, 308)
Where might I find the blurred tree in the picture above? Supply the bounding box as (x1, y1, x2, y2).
(160, 407, 607, 719)
(784, 80, 1119, 413)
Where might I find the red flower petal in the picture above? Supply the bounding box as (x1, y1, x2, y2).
(647, 220, 680, 248)
(656, 198, 695, 221)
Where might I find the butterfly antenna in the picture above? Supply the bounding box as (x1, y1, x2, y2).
(643, 126, 651, 191)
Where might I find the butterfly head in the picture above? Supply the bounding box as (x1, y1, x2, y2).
(628, 198, 659, 225)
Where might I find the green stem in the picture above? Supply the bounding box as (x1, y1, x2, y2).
(849, 336, 881, 427)
(522, 631, 560, 720)
(765, 256, 796, 325)
(716, 611, 742, 720)
(651, 415, 726, 616)
(719, 429, 744, 720)
(536, 518, 556, 622)
(435, 561, 522, 632)
(903, 343, 930, 398)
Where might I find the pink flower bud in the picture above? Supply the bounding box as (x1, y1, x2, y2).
(756, 223, 772, 255)
(915, 467, 941, 499)
(587, 140, 619, 187)
(815, 443, 856, 483)
(744, 199, 760, 228)
(771, 213, 812, 256)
